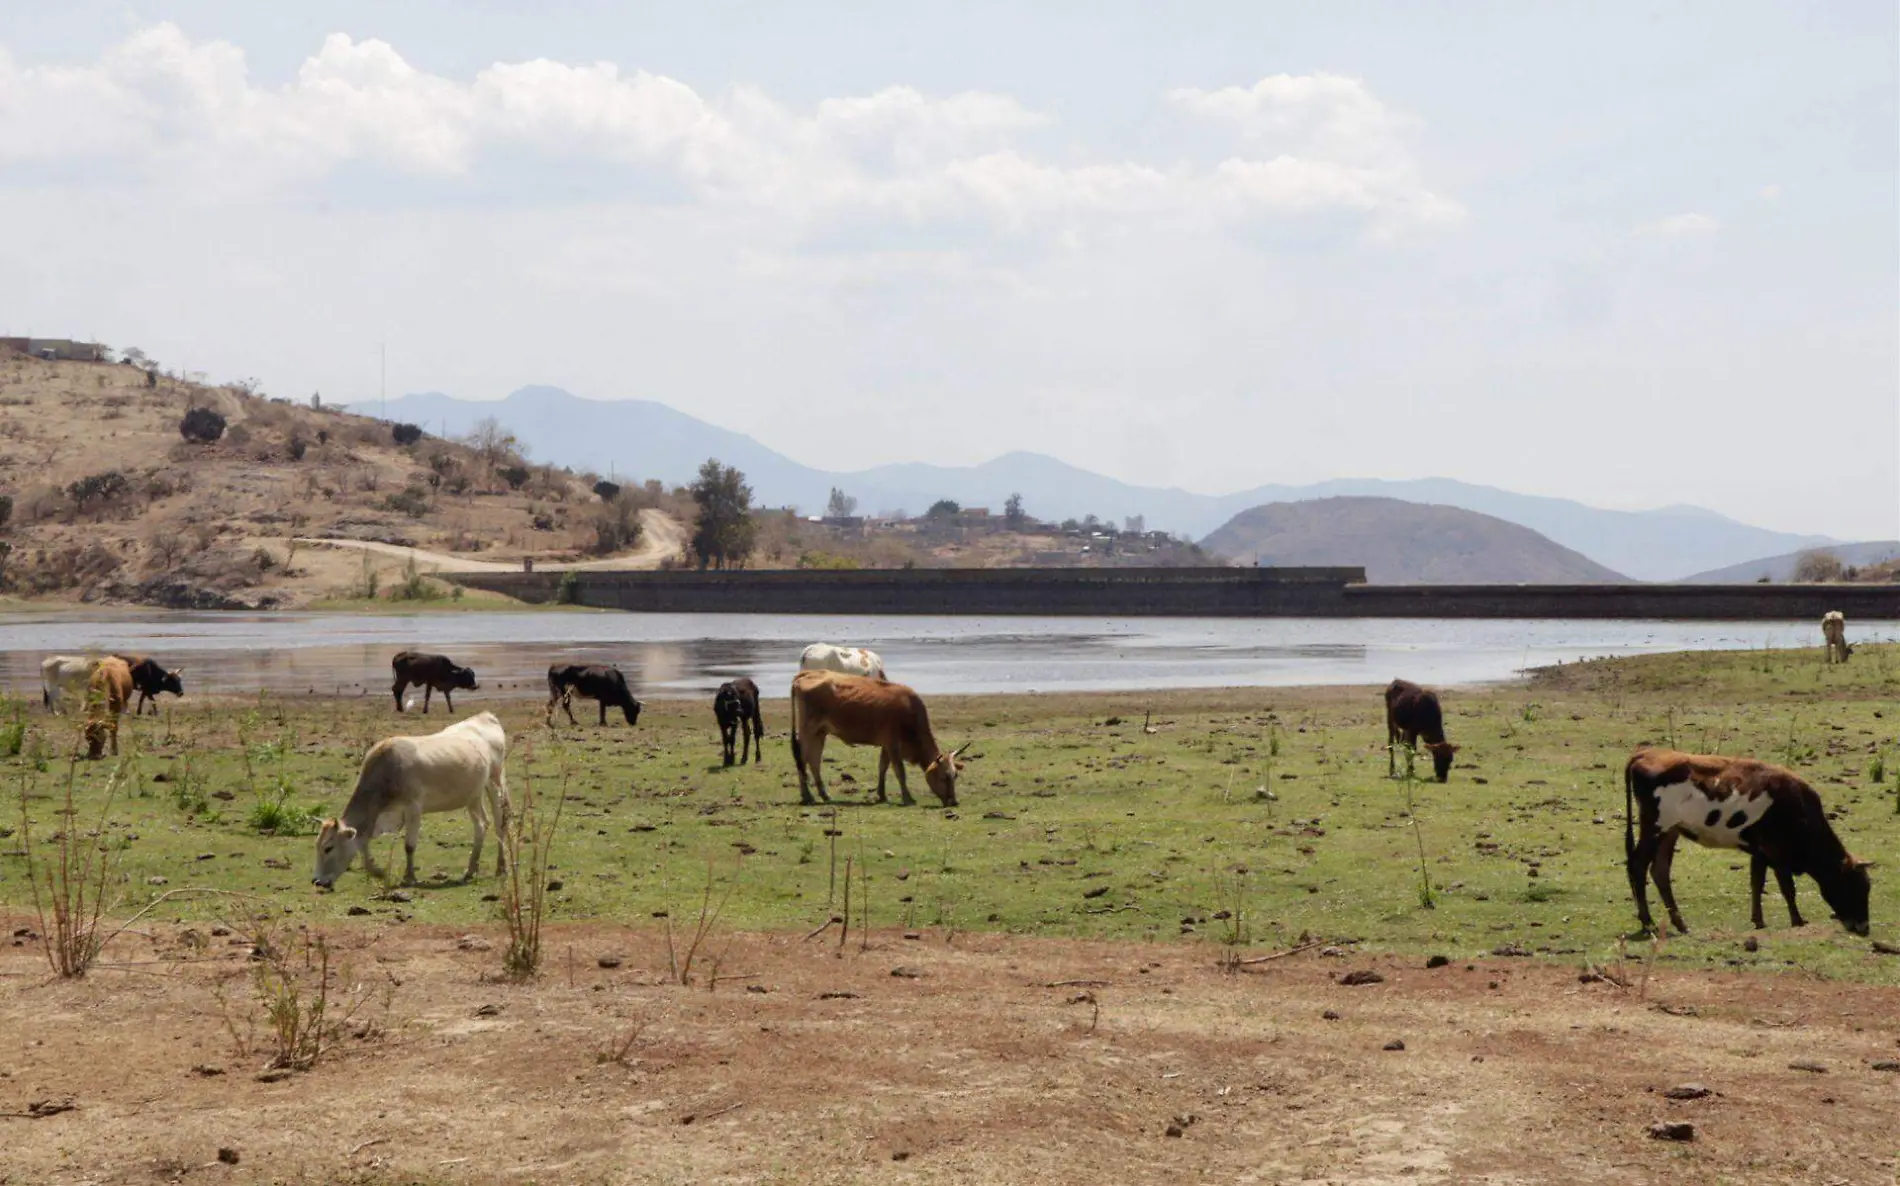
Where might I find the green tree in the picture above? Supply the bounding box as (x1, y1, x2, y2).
(926, 498, 961, 519)
(690, 459, 757, 570)
(1004, 492, 1026, 531)
(825, 487, 858, 518)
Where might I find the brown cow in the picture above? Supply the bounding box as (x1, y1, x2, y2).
(1385, 679, 1458, 782)
(391, 650, 478, 713)
(83, 657, 133, 759)
(788, 670, 966, 807)
(1625, 747, 1872, 936)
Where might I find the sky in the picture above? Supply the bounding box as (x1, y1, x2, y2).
(3, 2, 1896, 539)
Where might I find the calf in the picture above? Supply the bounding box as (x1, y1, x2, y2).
(799, 642, 886, 681)
(112, 655, 184, 715)
(40, 655, 97, 715)
(714, 677, 764, 766)
(1624, 746, 1871, 936)
(789, 670, 965, 807)
(313, 711, 510, 888)
(1822, 611, 1851, 664)
(82, 657, 133, 759)
(391, 650, 478, 714)
(1384, 679, 1458, 782)
(546, 663, 643, 727)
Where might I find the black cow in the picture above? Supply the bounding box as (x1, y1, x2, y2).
(112, 654, 184, 716)
(547, 663, 642, 727)
(713, 677, 764, 766)
(1625, 747, 1872, 936)
(391, 650, 478, 714)
(1384, 679, 1458, 782)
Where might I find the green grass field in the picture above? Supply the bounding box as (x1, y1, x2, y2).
(5, 644, 1898, 982)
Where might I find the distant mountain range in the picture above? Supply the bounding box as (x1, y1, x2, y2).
(363, 386, 1839, 582)
(1202, 497, 1628, 584)
(1681, 540, 1900, 584)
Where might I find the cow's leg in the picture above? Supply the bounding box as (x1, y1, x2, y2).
(561, 692, 578, 726)
(421, 686, 433, 714)
(401, 808, 421, 886)
(1627, 828, 1659, 933)
(891, 755, 915, 806)
(359, 836, 388, 882)
(875, 749, 893, 803)
(491, 767, 511, 875)
(1650, 831, 1688, 933)
(598, 699, 608, 727)
(806, 734, 830, 803)
(442, 688, 453, 713)
(1749, 852, 1769, 929)
(1772, 865, 1806, 927)
(1386, 722, 1397, 776)
(463, 801, 486, 883)
(392, 677, 407, 712)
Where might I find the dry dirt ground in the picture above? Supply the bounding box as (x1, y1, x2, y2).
(292, 510, 686, 575)
(2, 923, 1896, 1185)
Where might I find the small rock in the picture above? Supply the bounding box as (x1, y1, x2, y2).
(210, 927, 230, 937)
(1425, 955, 1450, 969)
(1492, 942, 1530, 957)
(892, 1151, 911, 1161)
(455, 934, 491, 951)
(597, 955, 623, 969)
(1648, 1121, 1695, 1142)
(254, 1069, 293, 1083)
(1383, 1039, 1406, 1051)
(1742, 937, 1759, 953)
(1872, 939, 1900, 956)
(1789, 1061, 1828, 1074)
(1164, 1124, 1184, 1138)
(1338, 969, 1385, 986)
(384, 890, 413, 903)
(217, 1148, 239, 1165)
(474, 1003, 503, 1017)
(346, 905, 371, 917)
(547, 879, 564, 892)
(1320, 945, 1345, 957)
(1082, 886, 1110, 899)
(1870, 1060, 1900, 1072)
(1664, 1083, 1711, 1100)
(745, 984, 769, 994)
(817, 991, 859, 1000)
(890, 967, 924, 979)
(146, 876, 168, 886)
(189, 1064, 224, 1077)
(903, 931, 922, 940)
(1321, 1010, 1341, 1020)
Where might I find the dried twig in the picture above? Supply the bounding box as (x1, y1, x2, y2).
(1236, 939, 1326, 966)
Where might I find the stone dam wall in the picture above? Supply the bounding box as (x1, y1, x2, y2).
(448, 566, 1900, 620)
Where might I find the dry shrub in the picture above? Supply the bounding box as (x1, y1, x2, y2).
(17, 761, 123, 977)
(223, 927, 394, 1071)
(499, 758, 563, 979)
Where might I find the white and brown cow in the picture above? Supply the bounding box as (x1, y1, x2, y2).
(40, 655, 99, 715)
(1624, 746, 1871, 936)
(1822, 611, 1851, 664)
(789, 670, 964, 807)
(799, 643, 886, 681)
(313, 711, 510, 888)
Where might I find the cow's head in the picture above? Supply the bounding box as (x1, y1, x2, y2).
(1823, 855, 1873, 936)
(451, 665, 479, 691)
(83, 719, 111, 760)
(1424, 741, 1459, 783)
(924, 743, 972, 807)
(160, 668, 184, 697)
(621, 695, 643, 727)
(311, 818, 362, 889)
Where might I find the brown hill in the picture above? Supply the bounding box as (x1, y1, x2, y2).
(0, 353, 682, 608)
(1200, 496, 1629, 583)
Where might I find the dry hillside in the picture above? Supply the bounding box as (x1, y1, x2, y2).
(1201, 495, 1630, 583)
(0, 353, 680, 608)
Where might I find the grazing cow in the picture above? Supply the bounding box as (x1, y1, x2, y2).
(390, 650, 478, 714)
(112, 655, 184, 715)
(789, 670, 966, 807)
(714, 678, 764, 766)
(546, 663, 643, 727)
(799, 642, 886, 681)
(82, 657, 133, 759)
(1624, 746, 1872, 936)
(1822, 611, 1852, 664)
(1384, 679, 1458, 782)
(312, 711, 510, 888)
(39, 655, 98, 715)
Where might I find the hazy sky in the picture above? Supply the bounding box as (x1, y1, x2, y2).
(4, 2, 1895, 538)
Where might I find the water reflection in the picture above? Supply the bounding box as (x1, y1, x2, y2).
(1, 611, 1892, 700)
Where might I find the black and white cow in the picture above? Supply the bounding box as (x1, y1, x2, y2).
(1624, 746, 1872, 936)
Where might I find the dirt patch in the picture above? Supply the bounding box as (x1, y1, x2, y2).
(1, 923, 1894, 1184)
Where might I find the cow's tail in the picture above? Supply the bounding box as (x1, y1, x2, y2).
(788, 683, 804, 772)
(1623, 760, 1636, 864)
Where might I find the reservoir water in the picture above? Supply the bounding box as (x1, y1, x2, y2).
(4, 610, 1891, 701)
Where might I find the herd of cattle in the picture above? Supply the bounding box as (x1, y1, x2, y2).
(27, 616, 1878, 939)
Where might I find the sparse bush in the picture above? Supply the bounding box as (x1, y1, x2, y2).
(555, 569, 582, 604)
(0, 493, 12, 529)
(388, 555, 446, 602)
(499, 464, 530, 490)
(287, 435, 309, 461)
(66, 470, 130, 511)
(383, 486, 431, 518)
(237, 929, 388, 1072)
(499, 762, 565, 979)
(590, 493, 644, 555)
(593, 479, 622, 501)
(179, 406, 226, 443)
(1793, 550, 1845, 583)
(18, 762, 122, 977)
(252, 546, 277, 573)
(391, 422, 423, 447)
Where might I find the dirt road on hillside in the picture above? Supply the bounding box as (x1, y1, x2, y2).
(295, 508, 686, 574)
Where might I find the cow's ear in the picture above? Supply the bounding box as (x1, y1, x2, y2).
(339, 825, 358, 841)
(1846, 856, 1874, 871)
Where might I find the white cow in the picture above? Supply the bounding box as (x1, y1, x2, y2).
(799, 642, 887, 681)
(312, 711, 511, 888)
(40, 655, 100, 715)
(1822, 611, 1852, 664)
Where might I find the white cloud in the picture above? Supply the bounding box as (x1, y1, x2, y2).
(0, 24, 1457, 237)
(1639, 211, 1721, 236)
